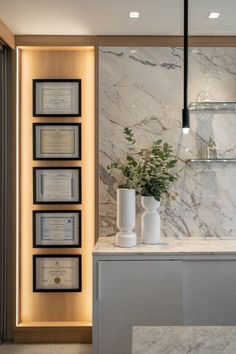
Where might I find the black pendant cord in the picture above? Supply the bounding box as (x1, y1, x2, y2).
(182, 0, 190, 130)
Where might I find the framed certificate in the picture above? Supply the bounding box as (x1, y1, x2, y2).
(33, 167, 82, 204)
(33, 123, 82, 160)
(33, 255, 82, 292)
(33, 211, 82, 248)
(33, 79, 81, 117)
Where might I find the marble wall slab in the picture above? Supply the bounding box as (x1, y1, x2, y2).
(99, 47, 236, 238)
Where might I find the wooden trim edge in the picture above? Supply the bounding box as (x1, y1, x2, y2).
(15, 35, 236, 47)
(13, 326, 92, 343)
(0, 18, 15, 49)
(15, 35, 96, 47)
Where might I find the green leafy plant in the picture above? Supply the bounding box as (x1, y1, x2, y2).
(107, 127, 178, 201)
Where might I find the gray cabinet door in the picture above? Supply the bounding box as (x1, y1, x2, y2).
(96, 260, 183, 354)
(183, 260, 236, 325)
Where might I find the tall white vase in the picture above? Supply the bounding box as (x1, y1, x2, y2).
(116, 188, 137, 248)
(141, 196, 161, 244)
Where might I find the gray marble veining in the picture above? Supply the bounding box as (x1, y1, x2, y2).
(99, 47, 236, 238)
(132, 326, 236, 354)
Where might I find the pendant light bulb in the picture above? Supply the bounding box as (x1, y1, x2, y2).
(182, 127, 190, 134)
(182, 107, 190, 134)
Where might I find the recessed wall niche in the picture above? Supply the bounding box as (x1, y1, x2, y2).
(16, 47, 95, 342)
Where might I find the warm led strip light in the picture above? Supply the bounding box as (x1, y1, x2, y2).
(16, 47, 20, 326)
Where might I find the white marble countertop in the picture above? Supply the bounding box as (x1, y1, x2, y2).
(132, 326, 236, 354)
(93, 236, 236, 255)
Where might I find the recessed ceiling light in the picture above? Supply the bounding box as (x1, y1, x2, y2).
(129, 11, 140, 19)
(129, 49, 138, 54)
(208, 12, 221, 19)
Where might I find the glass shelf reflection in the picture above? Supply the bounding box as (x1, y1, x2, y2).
(187, 158, 236, 163)
(189, 102, 236, 112)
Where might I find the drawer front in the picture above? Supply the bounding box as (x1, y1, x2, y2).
(183, 260, 236, 325)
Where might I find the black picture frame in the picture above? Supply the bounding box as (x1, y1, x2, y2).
(33, 210, 82, 248)
(33, 123, 82, 160)
(33, 79, 82, 117)
(33, 254, 82, 292)
(33, 167, 82, 204)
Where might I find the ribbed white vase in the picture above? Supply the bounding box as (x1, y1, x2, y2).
(116, 188, 137, 248)
(141, 196, 161, 244)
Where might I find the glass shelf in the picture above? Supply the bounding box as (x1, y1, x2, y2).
(187, 158, 236, 163)
(189, 102, 236, 112)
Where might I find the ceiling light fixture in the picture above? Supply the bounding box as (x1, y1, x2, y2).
(182, 0, 190, 134)
(129, 11, 140, 18)
(208, 12, 221, 19)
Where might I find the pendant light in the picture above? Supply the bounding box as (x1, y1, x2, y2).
(182, 0, 190, 134)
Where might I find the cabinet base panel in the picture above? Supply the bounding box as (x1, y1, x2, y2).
(13, 326, 92, 343)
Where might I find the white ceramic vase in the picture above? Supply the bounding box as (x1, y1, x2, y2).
(141, 196, 161, 244)
(116, 188, 137, 247)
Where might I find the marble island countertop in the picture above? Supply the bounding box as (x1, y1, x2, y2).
(132, 326, 236, 354)
(93, 236, 236, 256)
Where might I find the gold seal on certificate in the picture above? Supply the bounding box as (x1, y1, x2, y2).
(33, 211, 81, 247)
(54, 277, 61, 284)
(33, 255, 82, 292)
(33, 123, 81, 160)
(33, 167, 82, 204)
(33, 79, 81, 117)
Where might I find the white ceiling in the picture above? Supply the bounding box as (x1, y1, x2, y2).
(0, 0, 235, 36)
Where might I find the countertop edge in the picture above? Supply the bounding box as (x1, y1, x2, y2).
(93, 250, 236, 256)
(93, 237, 236, 256)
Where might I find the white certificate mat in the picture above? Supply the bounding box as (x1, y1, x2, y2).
(34, 256, 82, 292)
(34, 123, 81, 159)
(34, 211, 81, 247)
(41, 129, 75, 153)
(33, 80, 81, 116)
(42, 87, 72, 112)
(34, 168, 81, 203)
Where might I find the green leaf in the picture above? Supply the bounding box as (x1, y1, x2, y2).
(155, 139, 162, 145)
(107, 127, 178, 200)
